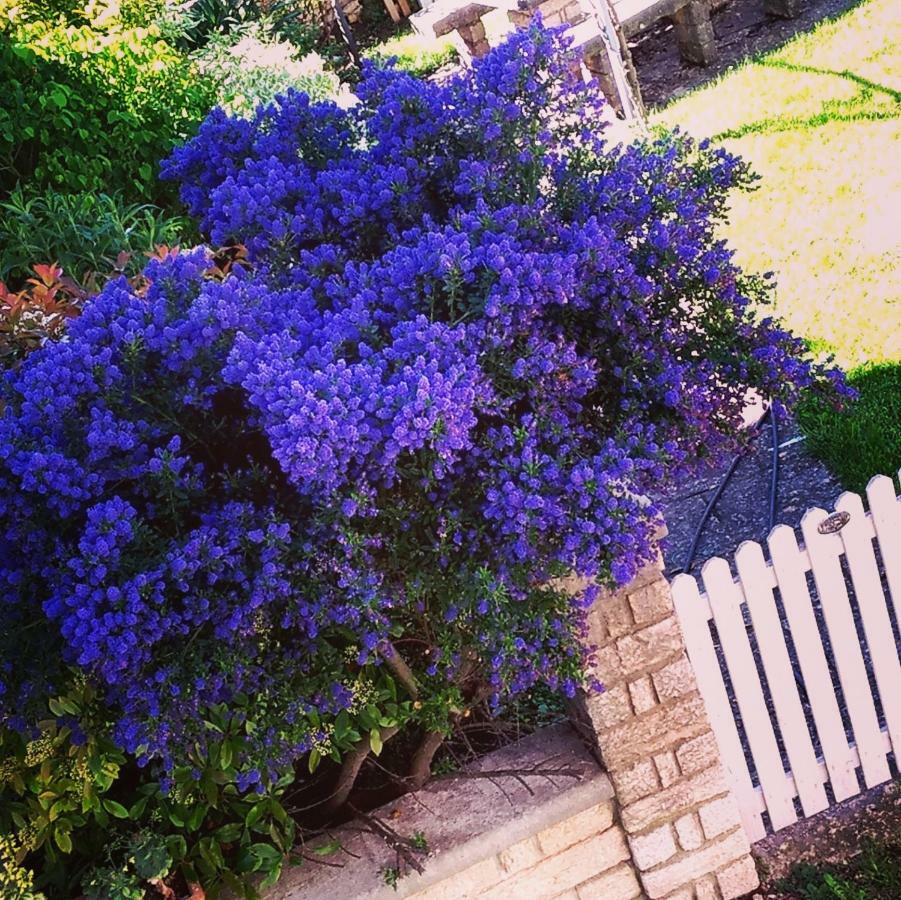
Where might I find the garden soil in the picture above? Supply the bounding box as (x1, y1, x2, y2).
(629, 0, 863, 109)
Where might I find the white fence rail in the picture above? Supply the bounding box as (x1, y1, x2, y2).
(671, 471, 901, 842)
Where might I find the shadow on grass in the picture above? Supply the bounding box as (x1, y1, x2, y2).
(797, 361, 901, 494)
(712, 59, 901, 139)
(763, 58, 901, 101)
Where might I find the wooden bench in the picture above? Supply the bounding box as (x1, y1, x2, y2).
(513, 0, 802, 70)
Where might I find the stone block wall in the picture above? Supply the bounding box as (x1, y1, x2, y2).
(508, 0, 589, 30)
(271, 726, 641, 900)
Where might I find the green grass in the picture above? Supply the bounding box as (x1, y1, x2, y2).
(797, 363, 901, 493)
(775, 839, 901, 899)
(362, 30, 458, 78)
(656, 0, 901, 489)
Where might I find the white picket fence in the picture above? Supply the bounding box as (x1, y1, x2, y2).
(671, 471, 901, 843)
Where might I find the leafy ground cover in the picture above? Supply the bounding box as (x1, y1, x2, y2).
(0, 0, 350, 293)
(775, 839, 901, 899)
(657, 0, 900, 489)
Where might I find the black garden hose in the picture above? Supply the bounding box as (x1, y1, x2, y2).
(671, 402, 780, 576)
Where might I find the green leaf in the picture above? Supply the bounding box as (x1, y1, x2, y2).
(202, 836, 226, 869)
(186, 802, 208, 832)
(57, 696, 80, 715)
(250, 842, 282, 864)
(220, 870, 245, 895)
(54, 829, 72, 853)
(104, 799, 130, 819)
(269, 800, 289, 827)
(369, 729, 383, 756)
(245, 801, 267, 828)
(269, 820, 288, 851)
(260, 862, 282, 889)
(313, 839, 341, 856)
(200, 769, 219, 803)
(214, 822, 243, 842)
(166, 834, 188, 861)
(307, 748, 321, 773)
(334, 710, 351, 740)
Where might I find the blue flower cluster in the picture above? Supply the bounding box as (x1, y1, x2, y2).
(0, 24, 846, 782)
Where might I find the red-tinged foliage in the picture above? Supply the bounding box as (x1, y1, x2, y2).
(0, 263, 85, 365)
(0, 247, 249, 367)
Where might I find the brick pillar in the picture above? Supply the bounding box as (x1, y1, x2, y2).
(584, 50, 624, 116)
(567, 528, 760, 899)
(456, 20, 491, 58)
(672, 0, 717, 66)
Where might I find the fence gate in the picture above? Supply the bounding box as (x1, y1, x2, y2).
(671, 471, 901, 842)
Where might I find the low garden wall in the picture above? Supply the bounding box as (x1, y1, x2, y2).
(270, 538, 762, 900)
(272, 725, 640, 899)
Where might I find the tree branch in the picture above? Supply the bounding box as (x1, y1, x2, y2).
(347, 804, 427, 876)
(322, 725, 400, 816)
(379, 640, 419, 699)
(405, 730, 446, 791)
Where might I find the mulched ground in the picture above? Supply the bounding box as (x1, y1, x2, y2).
(751, 778, 901, 893)
(628, 0, 863, 108)
(654, 418, 846, 577)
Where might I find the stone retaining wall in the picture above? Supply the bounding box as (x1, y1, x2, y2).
(568, 534, 759, 898)
(271, 725, 641, 900)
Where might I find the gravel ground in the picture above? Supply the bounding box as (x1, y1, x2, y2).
(655, 419, 845, 578)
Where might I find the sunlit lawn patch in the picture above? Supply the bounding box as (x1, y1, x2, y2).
(657, 0, 900, 487)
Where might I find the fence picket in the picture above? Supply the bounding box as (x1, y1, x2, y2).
(835, 491, 901, 756)
(866, 472, 901, 627)
(767, 525, 859, 801)
(671, 574, 766, 842)
(801, 509, 891, 788)
(700, 558, 797, 830)
(734, 541, 829, 817)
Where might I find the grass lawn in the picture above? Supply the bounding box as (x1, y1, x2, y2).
(655, 0, 900, 492)
(361, 29, 459, 78)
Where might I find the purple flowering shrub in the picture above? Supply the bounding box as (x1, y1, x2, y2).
(0, 23, 845, 892)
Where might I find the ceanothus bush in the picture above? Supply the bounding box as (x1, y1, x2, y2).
(0, 25, 845, 790)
